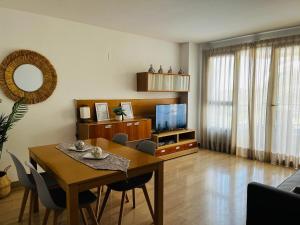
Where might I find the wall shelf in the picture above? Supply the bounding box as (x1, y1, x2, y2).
(137, 72, 190, 92)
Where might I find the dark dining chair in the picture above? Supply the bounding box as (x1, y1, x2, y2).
(97, 140, 156, 225)
(26, 162, 99, 225)
(8, 152, 57, 225)
(95, 133, 129, 217)
(112, 133, 128, 145)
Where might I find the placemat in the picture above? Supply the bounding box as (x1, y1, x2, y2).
(56, 143, 130, 173)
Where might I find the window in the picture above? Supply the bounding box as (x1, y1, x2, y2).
(206, 54, 234, 151)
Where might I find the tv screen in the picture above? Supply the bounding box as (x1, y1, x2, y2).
(155, 104, 187, 132)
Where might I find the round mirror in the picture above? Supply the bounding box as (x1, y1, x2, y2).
(13, 64, 43, 92)
(0, 50, 57, 104)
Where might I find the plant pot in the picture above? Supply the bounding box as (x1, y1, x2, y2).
(115, 115, 122, 121)
(0, 170, 11, 199)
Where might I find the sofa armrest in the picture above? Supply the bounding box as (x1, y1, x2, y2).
(246, 182, 300, 225)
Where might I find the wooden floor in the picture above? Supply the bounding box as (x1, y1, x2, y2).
(0, 149, 294, 225)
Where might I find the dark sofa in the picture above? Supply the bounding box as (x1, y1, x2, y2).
(246, 170, 300, 225)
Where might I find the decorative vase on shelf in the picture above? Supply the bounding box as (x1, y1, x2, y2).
(178, 67, 184, 74)
(148, 64, 155, 73)
(168, 66, 173, 74)
(158, 65, 163, 73)
(115, 115, 122, 121)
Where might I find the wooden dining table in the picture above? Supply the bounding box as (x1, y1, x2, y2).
(29, 138, 164, 225)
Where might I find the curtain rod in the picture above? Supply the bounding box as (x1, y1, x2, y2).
(207, 25, 300, 45)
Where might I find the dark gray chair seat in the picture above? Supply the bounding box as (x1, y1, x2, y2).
(26, 162, 99, 225)
(98, 140, 156, 225)
(108, 173, 152, 191)
(95, 133, 129, 218)
(8, 152, 57, 224)
(28, 172, 57, 189)
(49, 188, 97, 208)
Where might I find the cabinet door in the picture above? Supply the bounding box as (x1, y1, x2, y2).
(124, 122, 135, 141)
(134, 120, 152, 140)
(98, 124, 114, 140)
(143, 119, 152, 139)
(112, 122, 124, 137)
(87, 123, 124, 140)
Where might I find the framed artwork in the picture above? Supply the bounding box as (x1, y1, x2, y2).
(121, 102, 134, 119)
(95, 103, 110, 121)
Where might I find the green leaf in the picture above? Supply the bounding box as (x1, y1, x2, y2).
(0, 98, 28, 159)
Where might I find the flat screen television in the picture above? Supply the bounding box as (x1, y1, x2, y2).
(155, 104, 187, 132)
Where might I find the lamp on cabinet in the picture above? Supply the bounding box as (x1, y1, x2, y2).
(80, 106, 91, 122)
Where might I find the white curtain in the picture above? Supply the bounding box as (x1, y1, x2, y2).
(236, 46, 272, 161)
(271, 44, 300, 167)
(205, 54, 234, 153)
(201, 36, 300, 168)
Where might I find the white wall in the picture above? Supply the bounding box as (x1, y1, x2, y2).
(0, 8, 180, 181)
(179, 43, 200, 139)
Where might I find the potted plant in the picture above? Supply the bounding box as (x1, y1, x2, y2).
(113, 107, 126, 121)
(0, 98, 27, 198)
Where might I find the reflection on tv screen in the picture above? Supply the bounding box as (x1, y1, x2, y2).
(156, 104, 186, 132)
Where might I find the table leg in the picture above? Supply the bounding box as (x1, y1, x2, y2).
(66, 185, 79, 225)
(29, 157, 39, 213)
(154, 162, 164, 225)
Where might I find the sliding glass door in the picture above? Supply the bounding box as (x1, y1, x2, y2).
(206, 54, 234, 153)
(272, 44, 300, 167)
(236, 46, 272, 159)
(202, 36, 300, 168)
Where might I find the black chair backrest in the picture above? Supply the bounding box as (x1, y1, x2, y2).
(112, 133, 128, 145)
(136, 140, 156, 156)
(135, 140, 156, 183)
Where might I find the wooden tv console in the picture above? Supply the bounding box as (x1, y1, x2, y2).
(152, 129, 198, 159)
(75, 98, 199, 158)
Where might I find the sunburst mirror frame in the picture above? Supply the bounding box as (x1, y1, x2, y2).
(0, 50, 57, 104)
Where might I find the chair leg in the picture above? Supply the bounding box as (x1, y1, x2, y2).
(53, 210, 61, 225)
(80, 208, 88, 225)
(132, 188, 136, 209)
(95, 186, 102, 217)
(97, 187, 111, 223)
(86, 205, 98, 225)
(33, 191, 39, 213)
(28, 191, 35, 225)
(18, 187, 30, 222)
(125, 192, 129, 203)
(118, 191, 126, 225)
(141, 185, 154, 222)
(42, 208, 51, 225)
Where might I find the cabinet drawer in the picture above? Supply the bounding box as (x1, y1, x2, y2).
(183, 141, 198, 149)
(155, 146, 177, 156)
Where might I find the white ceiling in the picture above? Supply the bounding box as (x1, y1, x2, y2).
(1, 0, 300, 43)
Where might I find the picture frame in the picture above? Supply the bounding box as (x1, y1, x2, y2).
(121, 102, 134, 119)
(95, 103, 110, 121)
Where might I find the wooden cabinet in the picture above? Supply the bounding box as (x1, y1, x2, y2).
(77, 118, 151, 141)
(152, 129, 198, 158)
(89, 123, 123, 140)
(137, 72, 190, 92)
